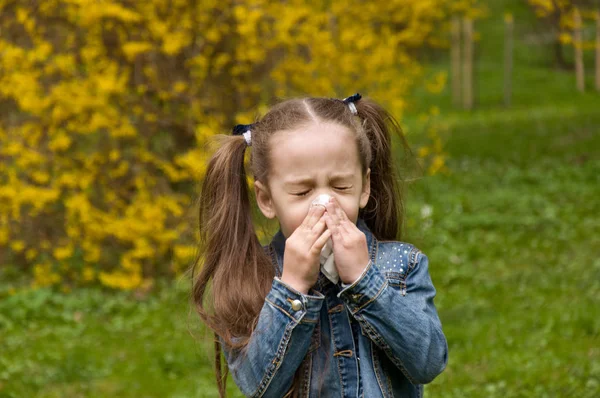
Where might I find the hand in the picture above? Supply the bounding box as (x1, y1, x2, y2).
(281, 205, 332, 294)
(324, 197, 370, 284)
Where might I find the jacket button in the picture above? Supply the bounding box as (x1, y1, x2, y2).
(291, 299, 303, 311)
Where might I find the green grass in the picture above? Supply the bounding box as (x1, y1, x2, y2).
(0, 280, 242, 398)
(405, 107, 600, 397)
(2, 1, 600, 396)
(402, 1, 600, 395)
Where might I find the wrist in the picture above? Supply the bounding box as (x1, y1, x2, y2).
(339, 260, 371, 285)
(280, 273, 310, 294)
(340, 272, 362, 285)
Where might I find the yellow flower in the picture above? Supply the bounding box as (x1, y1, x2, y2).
(31, 171, 50, 184)
(49, 132, 72, 152)
(418, 146, 431, 158)
(26, 248, 38, 261)
(0, 228, 9, 245)
(99, 270, 142, 290)
(173, 81, 187, 94)
(33, 262, 61, 287)
(11, 241, 25, 253)
(174, 244, 196, 262)
(82, 266, 95, 282)
(53, 245, 74, 261)
(122, 41, 153, 61)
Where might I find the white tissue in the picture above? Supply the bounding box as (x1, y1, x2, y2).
(311, 194, 331, 208)
(319, 238, 338, 284)
(311, 194, 339, 284)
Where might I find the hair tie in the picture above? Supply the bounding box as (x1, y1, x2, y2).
(232, 124, 253, 146)
(342, 93, 362, 115)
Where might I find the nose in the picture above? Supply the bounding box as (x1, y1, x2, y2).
(311, 193, 333, 208)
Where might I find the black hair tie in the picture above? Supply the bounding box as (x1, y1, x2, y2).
(232, 124, 253, 136)
(232, 124, 253, 146)
(342, 93, 361, 115)
(342, 93, 362, 104)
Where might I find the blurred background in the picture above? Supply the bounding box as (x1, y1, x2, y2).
(1, 0, 598, 397)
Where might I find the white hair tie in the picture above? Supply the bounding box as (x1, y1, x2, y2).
(347, 102, 357, 115)
(232, 124, 253, 146)
(342, 93, 362, 115)
(242, 131, 252, 146)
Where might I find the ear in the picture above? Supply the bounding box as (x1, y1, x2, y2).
(254, 180, 276, 219)
(359, 168, 371, 209)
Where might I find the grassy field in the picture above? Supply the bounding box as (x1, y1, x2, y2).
(403, 1, 600, 396)
(404, 106, 600, 397)
(1, 0, 599, 397)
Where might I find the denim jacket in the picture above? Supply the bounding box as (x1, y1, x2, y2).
(223, 219, 448, 397)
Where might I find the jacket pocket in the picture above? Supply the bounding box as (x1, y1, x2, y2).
(371, 341, 394, 398)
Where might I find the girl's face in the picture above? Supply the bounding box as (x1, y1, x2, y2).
(254, 121, 370, 238)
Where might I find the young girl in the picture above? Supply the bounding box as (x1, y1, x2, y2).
(193, 94, 448, 397)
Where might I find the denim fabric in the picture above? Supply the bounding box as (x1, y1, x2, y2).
(222, 219, 448, 397)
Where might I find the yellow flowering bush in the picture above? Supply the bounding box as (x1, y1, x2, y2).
(0, 0, 481, 290)
(527, 1, 598, 53)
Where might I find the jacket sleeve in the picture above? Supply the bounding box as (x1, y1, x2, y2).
(222, 277, 323, 397)
(337, 250, 448, 384)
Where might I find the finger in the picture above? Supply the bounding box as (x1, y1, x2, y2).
(298, 214, 327, 248)
(334, 200, 349, 222)
(324, 213, 343, 240)
(311, 229, 332, 254)
(325, 201, 340, 226)
(325, 196, 348, 222)
(302, 204, 326, 229)
(339, 219, 354, 234)
(301, 204, 317, 226)
(310, 214, 328, 236)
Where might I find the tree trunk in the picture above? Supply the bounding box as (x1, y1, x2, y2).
(553, 36, 571, 70)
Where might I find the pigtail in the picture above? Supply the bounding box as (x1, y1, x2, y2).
(355, 98, 413, 240)
(192, 133, 275, 395)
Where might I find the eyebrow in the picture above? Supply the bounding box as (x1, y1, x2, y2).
(283, 173, 356, 186)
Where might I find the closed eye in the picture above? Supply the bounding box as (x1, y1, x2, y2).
(291, 187, 349, 196)
(293, 190, 310, 196)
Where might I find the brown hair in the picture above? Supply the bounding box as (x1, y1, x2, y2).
(192, 96, 413, 396)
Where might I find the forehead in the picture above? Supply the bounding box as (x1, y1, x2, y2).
(268, 121, 362, 182)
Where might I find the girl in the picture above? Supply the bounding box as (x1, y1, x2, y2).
(193, 94, 448, 397)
